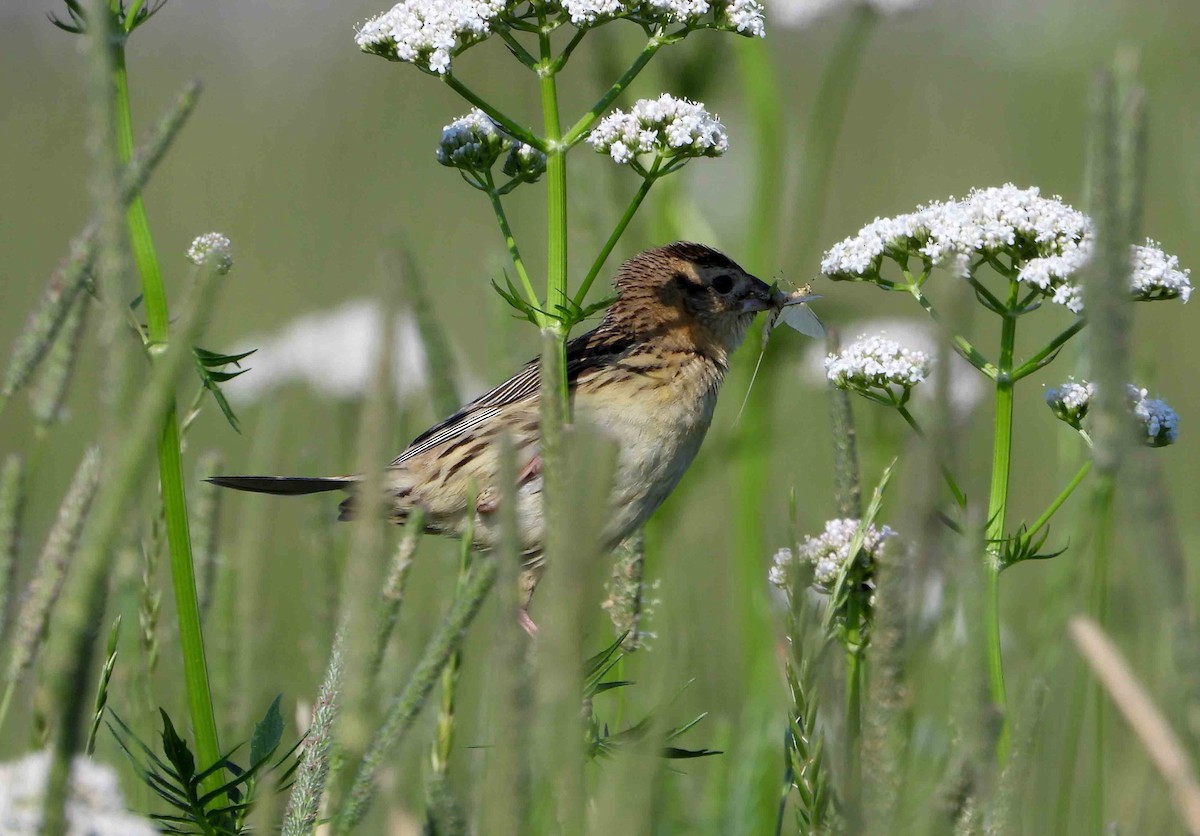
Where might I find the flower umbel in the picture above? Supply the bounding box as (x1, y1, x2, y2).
(561, 0, 765, 35)
(437, 109, 508, 172)
(185, 233, 233, 276)
(1044, 379, 1095, 431)
(1127, 385, 1179, 448)
(825, 334, 930, 405)
(588, 95, 728, 170)
(355, 0, 506, 73)
(820, 184, 1192, 314)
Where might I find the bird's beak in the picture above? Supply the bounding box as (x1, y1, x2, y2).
(740, 279, 778, 313)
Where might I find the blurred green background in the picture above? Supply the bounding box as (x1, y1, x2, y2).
(1, 0, 1198, 831)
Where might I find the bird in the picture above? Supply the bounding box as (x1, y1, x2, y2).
(210, 242, 787, 628)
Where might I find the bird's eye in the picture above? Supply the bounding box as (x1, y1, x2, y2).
(712, 274, 735, 294)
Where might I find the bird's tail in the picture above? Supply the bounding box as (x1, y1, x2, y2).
(206, 475, 355, 496)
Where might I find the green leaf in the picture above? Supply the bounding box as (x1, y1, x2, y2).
(250, 694, 284, 768)
(158, 709, 196, 785)
(194, 346, 256, 367)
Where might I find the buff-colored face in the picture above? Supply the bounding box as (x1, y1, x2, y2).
(661, 258, 775, 350)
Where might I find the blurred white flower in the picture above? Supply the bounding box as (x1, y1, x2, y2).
(0, 751, 157, 835)
(186, 232, 233, 275)
(821, 184, 1191, 314)
(1126, 385, 1179, 448)
(768, 546, 793, 589)
(355, 0, 505, 73)
(825, 333, 930, 402)
(562, 0, 764, 34)
(437, 109, 508, 172)
(1130, 241, 1192, 303)
(225, 300, 438, 405)
(767, 0, 923, 29)
(588, 95, 728, 166)
(1044, 378, 1094, 430)
(782, 518, 894, 591)
(802, 318, 985, 418)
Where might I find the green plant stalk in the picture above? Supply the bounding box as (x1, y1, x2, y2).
(1024, 459, 1093, 544)
(1088, 474, 1116, 832)
(984, 280, 1020, 765)
(484, 176, 544, 318)
(843, 599, 864, 833)
(431, 520, 475, 781)
(562, 37, 663, 147)
(573, 161, 660, 307)
(112, 46, 222, 796)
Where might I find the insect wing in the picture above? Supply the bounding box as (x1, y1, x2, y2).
(780, 303, 824, 339)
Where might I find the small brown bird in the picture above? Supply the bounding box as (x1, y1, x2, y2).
(211, 242, 782, 622)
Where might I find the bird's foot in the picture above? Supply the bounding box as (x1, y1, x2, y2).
(518, 608, 538, 636)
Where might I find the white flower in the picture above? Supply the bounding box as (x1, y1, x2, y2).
(798, 518, 894, 590)
(224, 300, 456, 405)
(821, 184, 1191, 314)
(1127, 385, 1179, 447)
(825, 333, 930, 399)
(186, 232, 233, 275)
(436, 109, 507, 171)
(0, 751, 158, 835)
(767, 0, 924, 29)
(1044, 378, 1095, 429)
(355, 0, 505, 74)
(561, 0, 764, 34)
(800, 317, 985, 419)
(1130, 240, 1192, 303)
(588, 95, 728, 166)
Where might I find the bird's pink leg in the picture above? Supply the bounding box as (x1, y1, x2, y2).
(518, 608, 539, 636)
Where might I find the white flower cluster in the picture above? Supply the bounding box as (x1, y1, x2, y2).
(825, 334, 930, 399)
(1044, 378, 1095, 429)
(186, 232, 233, 275)
(1044, 378, 1179, 446)
(355, 0, 505, 74)
(503, 141, 548, 183)
(588, 94, 728, 166)
(821, 184, 1192, 314)
(561, 0, 765, 35)
(1127, 385, 1179, 447)
(770, 519, 895, 592)
(1130, 241, 1193, 303)
(0, 751, 158, 835)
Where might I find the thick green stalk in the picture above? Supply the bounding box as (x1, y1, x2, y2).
(1088, 475, 1116, 832)
(843, 622, 864, 834)
(113, 46, 222, 793)
(984, 280, 1020, 764)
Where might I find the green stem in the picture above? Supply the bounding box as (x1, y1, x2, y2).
(906, 281, 999, 379)
(573, 161, 660, 308)
(539, 29, 569, 414)
(113, 45, 222, 795)
(843, 597, 864, 833)
(484, 175, 544, 320)
(442, 74, 547, 153)
(1011, 320, 1087, 382)
(1024, 459, 1093, 543)
(984, 280, 1020, 765)
(562, 37, 663, 148)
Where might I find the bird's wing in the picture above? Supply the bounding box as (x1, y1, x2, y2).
(392, 327, 635, 466)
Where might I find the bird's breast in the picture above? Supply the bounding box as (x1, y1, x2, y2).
(578, 353, 722, 543)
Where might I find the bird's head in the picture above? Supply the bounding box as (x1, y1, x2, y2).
(605, 242, 777, 365)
